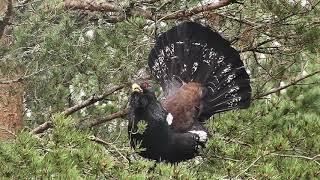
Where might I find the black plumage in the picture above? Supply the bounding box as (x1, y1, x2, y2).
(128, 22, 251, 163)
(128, 89, 202, 163)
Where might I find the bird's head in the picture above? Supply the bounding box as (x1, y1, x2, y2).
(130, 82, 156, 109)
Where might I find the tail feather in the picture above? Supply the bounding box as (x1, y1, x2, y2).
(148, 22, 251, 119)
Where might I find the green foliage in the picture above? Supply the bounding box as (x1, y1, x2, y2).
(0, 0, 319, 179)
(1, 84, 319, 179)
(1, 115, 109, 178)
(137, 120, 148, 135)
(202, 81, 320, 179)
(0, 115, 200, 179)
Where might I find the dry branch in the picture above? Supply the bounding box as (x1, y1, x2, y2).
(158, 0, 232, 21)
(235, 154, 264, 178)
(31, 121, 53, 134)
(64, 0, 232, 22)
(62, 84, 127, 116)
(64, 0, 122, 12)
(31, 83, 127, 134)
(30, 71, 150, 135)
(141, 0, 160, 4)
(89, 108, 129, 127)
(233, 151, 320, 178)
(271, 153, 320, 165)
(254, 70, 320, 99)
(89, 135, 129, 163)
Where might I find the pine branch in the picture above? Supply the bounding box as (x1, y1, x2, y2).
(31, 84, 127, 134)
(0, 70, 44, 84)
(254, 70, 320, 99)
(0, 64, 62, 84)
(30, 72, 150, 135)
(14, 0, 32, 7)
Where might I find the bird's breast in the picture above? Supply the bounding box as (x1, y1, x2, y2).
(161, 82, 204, 132)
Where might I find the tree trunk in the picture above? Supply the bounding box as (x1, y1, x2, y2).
(0, 81, 24, 139)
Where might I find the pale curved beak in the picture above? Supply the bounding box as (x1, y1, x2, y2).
(132, 83, 143, 93)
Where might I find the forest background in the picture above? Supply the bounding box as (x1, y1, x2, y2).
(0, 0, 319, 179)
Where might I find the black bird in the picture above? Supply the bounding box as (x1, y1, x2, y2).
(128, 22, 251, 163)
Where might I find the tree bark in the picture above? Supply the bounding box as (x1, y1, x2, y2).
(0, 80, 24, 139)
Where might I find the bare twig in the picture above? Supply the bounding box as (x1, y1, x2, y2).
(213, 154, 240, 162)
(62, 84, 127, 116)
(140, 0, 160, 4)
(215, 12, 257, 26)
(235, 154, 264, 178)
(255, 70, 320, 99)
(271, 153, 320, 165)
(234, 151, 320, 178)
(89, 108, 129, 127)
(240, 39, 276, 53)
(214, 133, 252, 147)
(89, 135, 129, 163)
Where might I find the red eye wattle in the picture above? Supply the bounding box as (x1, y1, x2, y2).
(141, 82, 150, 89)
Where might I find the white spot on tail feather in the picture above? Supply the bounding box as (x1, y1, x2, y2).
(192, 62, 198, 74)
(218, 56, 224, 63)
(229, 86, 240, 93)
(226, 74, 236, 83)
(222, 64, 232, 74)
(182, 64, 187, 73)
(166, 113, 173, 125)
(208, 49, 217, 59)
(203, 58, 210, 65)
(189, 130, 207, 142)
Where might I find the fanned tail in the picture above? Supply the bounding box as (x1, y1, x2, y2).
(148, 22, 251, 119)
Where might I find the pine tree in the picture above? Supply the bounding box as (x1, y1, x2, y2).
(0, 0, 319, 179)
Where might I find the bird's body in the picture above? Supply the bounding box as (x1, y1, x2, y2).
(129, 90, 200, 162)
(128, 22, 251, 163)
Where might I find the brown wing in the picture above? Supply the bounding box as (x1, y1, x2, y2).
(161, 82, 205, 132)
